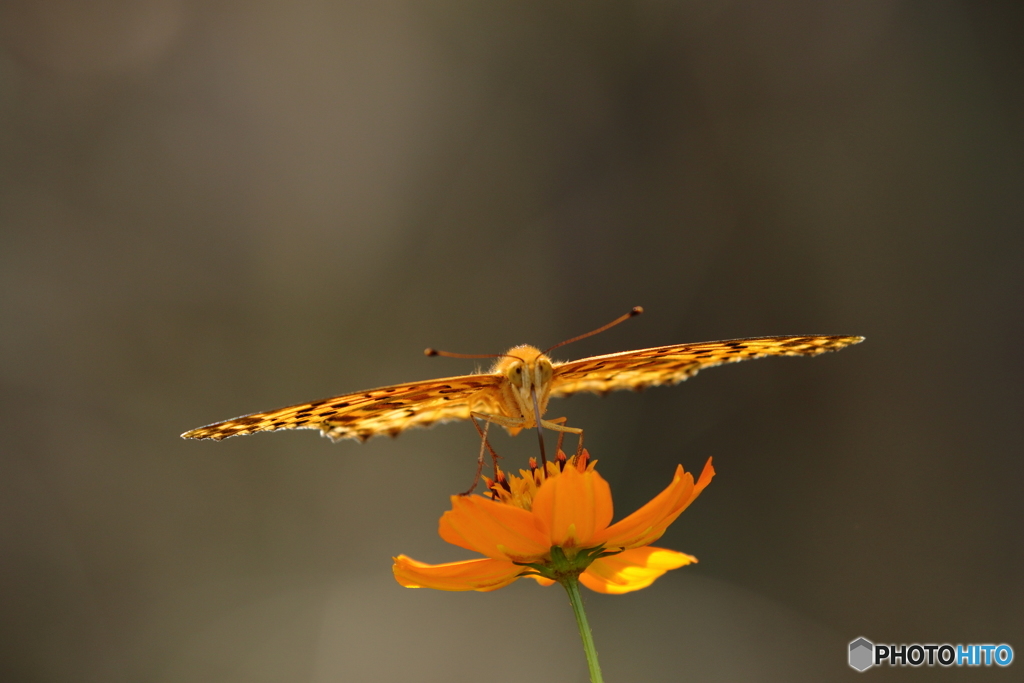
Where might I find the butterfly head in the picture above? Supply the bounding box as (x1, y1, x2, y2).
(492, 345, 554, 422)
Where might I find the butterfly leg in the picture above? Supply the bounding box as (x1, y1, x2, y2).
(464, 415, 502, 496)
(541, 418, 585, 458)
(470, 411, 527, 435)
(468, 411, 526, 491)
(546, 417, 569, 456)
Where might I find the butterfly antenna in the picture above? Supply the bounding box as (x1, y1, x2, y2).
(425, 349, 510, 360)
(544, 306, 644, 354)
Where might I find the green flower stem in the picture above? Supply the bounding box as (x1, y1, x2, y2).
(562, 576, 604, 683)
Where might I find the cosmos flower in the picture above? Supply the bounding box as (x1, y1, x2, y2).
(393, 450, 714, 594)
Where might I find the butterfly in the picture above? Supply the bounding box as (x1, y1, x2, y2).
(181, 309, 863, 447)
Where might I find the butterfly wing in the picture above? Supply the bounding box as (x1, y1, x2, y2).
(181, 373, 504, 442)
(550, 335, 864, 397)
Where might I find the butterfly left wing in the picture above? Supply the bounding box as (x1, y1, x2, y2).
(181, 373, 504, 442)
(550, 335, 864, 397)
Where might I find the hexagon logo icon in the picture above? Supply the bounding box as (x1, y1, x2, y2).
(849, 637, 874, 671)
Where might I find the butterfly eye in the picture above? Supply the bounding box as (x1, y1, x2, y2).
(537, 359, 553, 385)
(508, 363, 524, 387)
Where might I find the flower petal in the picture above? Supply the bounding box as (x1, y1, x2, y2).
(392, 555, 524, 592)
(438, 494, 550, 562)
(579, 547, 697, 594)
(592, 458, 714, 550)
(530, 464, 613, 548)
(524, 574, 557, 587)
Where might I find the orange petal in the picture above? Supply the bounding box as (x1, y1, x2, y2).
(531, 464, 613, 548)
(438, 494, 550, 562)
(392, 555, 524, 592)
(593, 458, 714, 550)
(579, 547, 697, 594)
(693, 456, 714, 494)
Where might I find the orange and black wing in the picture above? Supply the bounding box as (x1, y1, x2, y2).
(181, 374, 504, 442)
(550, 335, 864, 397)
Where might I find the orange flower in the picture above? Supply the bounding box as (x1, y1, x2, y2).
(393, 451, 714, 594)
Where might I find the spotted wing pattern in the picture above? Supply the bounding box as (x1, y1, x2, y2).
(181, 374, 504, 442)
(550, 335, 864, 398)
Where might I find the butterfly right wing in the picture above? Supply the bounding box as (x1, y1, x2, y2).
(550, 335, 864, 397)
(181, 373, 505, 442)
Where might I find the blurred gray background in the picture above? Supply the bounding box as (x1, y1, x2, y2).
(2, 1, 1021, 681)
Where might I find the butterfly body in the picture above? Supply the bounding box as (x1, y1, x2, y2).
(181, 334, 863, 443)
(489, 345, 555, 435)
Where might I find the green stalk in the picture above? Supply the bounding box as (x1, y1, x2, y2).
(562, 576, 604, 683)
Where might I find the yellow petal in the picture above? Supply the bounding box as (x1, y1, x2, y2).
(524, 574, 557, 587)
(392, 555, 524, 592)
(579, 547, 697, 594)
(531, 464, 613, 547)
(593, 458, 714, 550)
(438, 494, 550, 562)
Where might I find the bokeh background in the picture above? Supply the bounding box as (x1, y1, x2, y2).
(2, 1, 1021, 681)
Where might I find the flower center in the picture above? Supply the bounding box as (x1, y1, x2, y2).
(484, 449, 595, 511)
